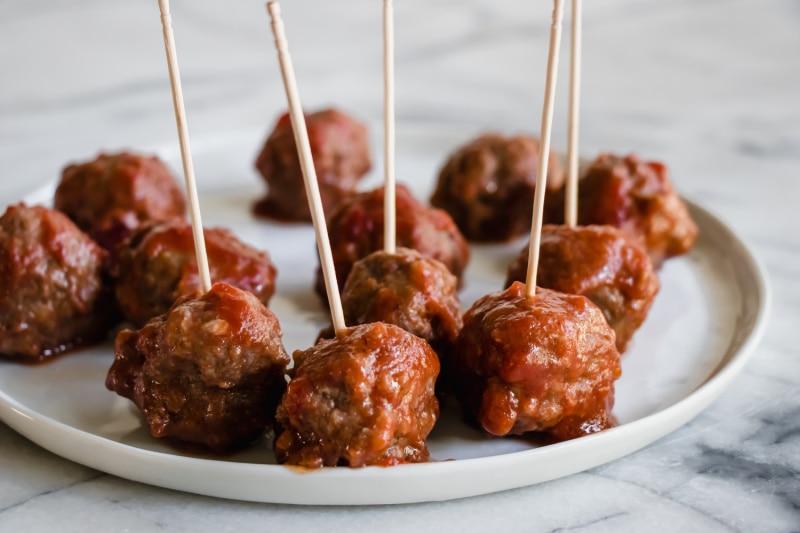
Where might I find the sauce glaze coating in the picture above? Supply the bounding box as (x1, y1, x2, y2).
(275, 322, 439, 468)
(0, 203, 115, 359)
(454, 282, 621, 441)
(55, 152, 186, 252)
(107, 283, 290, 454)
(505, 224, 659, 353)
(431, 133, 564, 242)
(114, 219, 277, 327)
(340, 247, 462, 357)
(546, 153, 698, 266)
(315, 184, 470, 301)
(254, 109, 371, 222)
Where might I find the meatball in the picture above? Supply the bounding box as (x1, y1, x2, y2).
(339, 247, 462, 358)
(546, 153, 698, 266)
(115, 219, 277, 327)
(0, 203, 115, 359)
(430, 133, 565, 242)
(55, 152, 186, 252)
(106, 283, 290, 454)
(505, 225, 659, 353)
(254, 108, 371, 222)
(315, 184, 470, 301)
(274, 322, 440, 468)
(454, 282, 620, 441)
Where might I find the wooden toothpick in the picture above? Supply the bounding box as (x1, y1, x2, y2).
(266, 1, 346, 333)
(525, 0, 566, 298)
(383, 0, 396, 254)
(565, 0, 582, 228)
(157, 0, 211, 293)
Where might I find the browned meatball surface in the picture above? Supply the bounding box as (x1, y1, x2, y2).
(315, 184, 470, 301)
(254, 109, 371, 222)
(546, 153, 698, 266)
(274, 322, 440, 468)
(505, 225, 659, 353)
(55, 152, 186, 252)
(0, 203, 114, 359)
(115, 220, 277, 327)
(106, 283, 290, 454)
(454, 282, 620, 441)
(431, 133, 565, 242)
(340, 247, 462, 357)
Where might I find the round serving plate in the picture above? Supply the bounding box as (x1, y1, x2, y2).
(0, 125, 770, 505)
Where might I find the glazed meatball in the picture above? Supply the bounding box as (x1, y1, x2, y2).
(274, 322, 439, 468)
(546, 153, 698, 266)
(55, 152, 186, 252)
(505, 225, 659, 353)
(339, 247, 462, 357)
(315, 184, 470, 301)
(0, 203, 115, 359)
(431, 133, 565, 242)
(454, 282, 620, 441)
(254, 108, 371, 222)
(106, 283, 290, 454)
(115, 219, 277, 327)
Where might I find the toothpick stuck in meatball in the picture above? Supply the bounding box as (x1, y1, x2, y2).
(505, 224, 659, 353)
(453, 282, 621, 442)
(275, 322, 440, 468)
(431, 133, 565, 242)
(545, 153, 698, 267)
(114, 219, 278, 327)
(315, 184, 470, 303)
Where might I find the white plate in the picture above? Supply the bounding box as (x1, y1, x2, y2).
(0, 125, 770, 505)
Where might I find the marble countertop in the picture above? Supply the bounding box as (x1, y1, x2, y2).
(1, 0, 798, 531)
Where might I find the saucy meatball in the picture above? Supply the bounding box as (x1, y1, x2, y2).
(274, 322, 439, 468)
(505, 225, 659, 353)
(55, 152, 186, 252)
(454, 282, 620, 441)
(315, 184, 470, 301)
(0, 203, 115, 359)
(339, 247, 462, 357)
(254, 108, 371, 222)
(546, 153, 698, 266)
(107, 283, 290, 454)
(115, 219, 277, 327)
(431, 133, 565, 242)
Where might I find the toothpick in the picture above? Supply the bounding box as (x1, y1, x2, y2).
(266, 1, 346, 333)
(157, 0, 211, 293)
(525, 0, 566, 298)
(383, 0, 396, 254)
(565, 0, 582, 228)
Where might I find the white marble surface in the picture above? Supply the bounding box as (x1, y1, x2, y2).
(1, 0, 798, 531)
